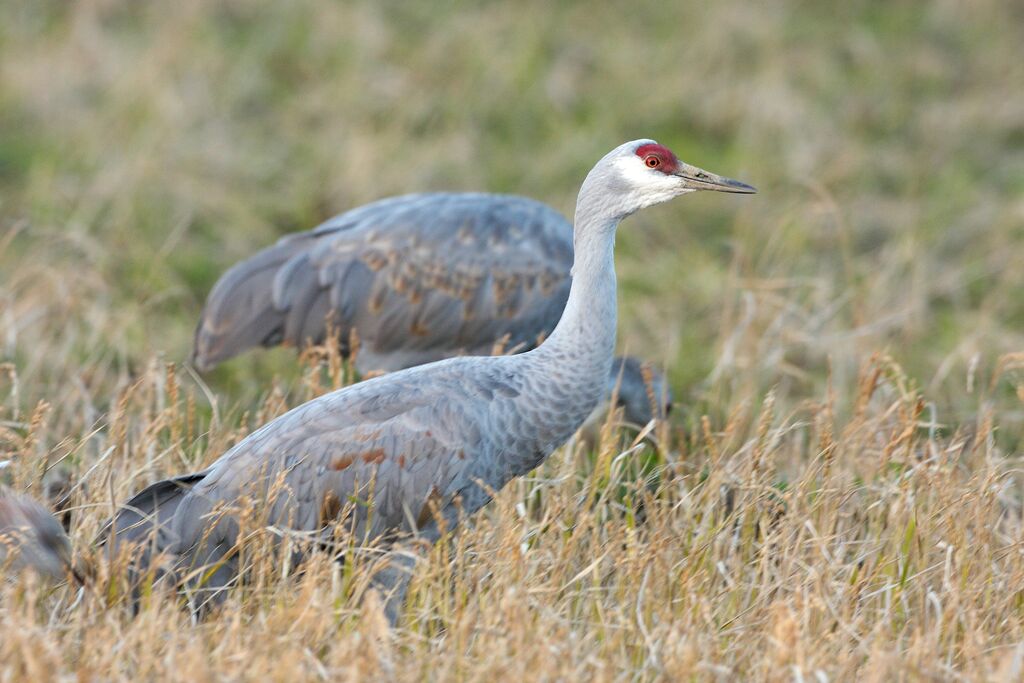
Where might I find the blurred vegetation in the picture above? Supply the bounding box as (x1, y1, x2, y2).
(3, 0, 1023, 432)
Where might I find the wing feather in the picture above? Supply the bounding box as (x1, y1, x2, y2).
(191, 235, 318, 370)
(158, 360, 507, 575)
(193, 193, 573, 372)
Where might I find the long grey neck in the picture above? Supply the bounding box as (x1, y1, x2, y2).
(510, 186, 620, 453)
(540, 211, 618, 367)
(489, 176, 625, 478)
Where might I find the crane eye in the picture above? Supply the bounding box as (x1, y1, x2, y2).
(645, 156, 660, 168)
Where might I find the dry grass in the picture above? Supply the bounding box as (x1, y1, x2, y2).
(2, 0, 1024, 680)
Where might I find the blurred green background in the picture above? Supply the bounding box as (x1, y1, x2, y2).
(1, 0, 1022, 437)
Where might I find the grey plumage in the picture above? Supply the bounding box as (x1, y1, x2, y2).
(107, 140, 754, 619)
(0, 487, 74, 581)
(608, 356, 673, 426)
(192, 193, 572, 374)
(191, 192, 665, 422)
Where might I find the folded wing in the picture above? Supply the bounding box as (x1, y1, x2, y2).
(193, 193, 573, 373)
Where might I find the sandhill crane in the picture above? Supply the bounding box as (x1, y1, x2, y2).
(609, 356, 673, 427)
(0, 486, 75, 582)
(107, 140, 754, 621)
(190, 192, 672, 423)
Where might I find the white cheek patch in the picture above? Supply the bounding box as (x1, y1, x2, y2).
(612, 155, 685, 211)
(614, 155, 679, 193)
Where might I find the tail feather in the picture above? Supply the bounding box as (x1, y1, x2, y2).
(103, 471, 207, 566)
(192, 235, 314, 371)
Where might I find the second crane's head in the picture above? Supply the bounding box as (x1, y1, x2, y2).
(580, 139, 756, 221)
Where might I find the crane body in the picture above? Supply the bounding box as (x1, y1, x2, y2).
(107, 140, 754, 620)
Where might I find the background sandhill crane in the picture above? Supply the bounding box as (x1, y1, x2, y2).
(191, 192, 672, 422)
(107, 140, 754, 621)
(0, 485, 75, 582)
(609, 356, 673, 427)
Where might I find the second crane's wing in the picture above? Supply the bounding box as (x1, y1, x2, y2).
(171, 358, 515, 554)
(192, 193, 573, 372)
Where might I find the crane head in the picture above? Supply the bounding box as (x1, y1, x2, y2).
(586, 139, 756, 219)
(609, 356, 674, 427)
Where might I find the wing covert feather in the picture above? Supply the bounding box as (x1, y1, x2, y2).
(193, 193, 573, 372)
(175, 361, 502, 547)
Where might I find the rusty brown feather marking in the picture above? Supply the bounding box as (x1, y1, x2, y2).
(397, 454, 406, 468)
(416, 486, 444, 528)
(410, 320, 431, 337)
(393, 274, 411, 295)
(368, 285, 388, 314)
(361, 250, 388, 271)
(361, 448, 387, 464)
(330, 455, 354, 471)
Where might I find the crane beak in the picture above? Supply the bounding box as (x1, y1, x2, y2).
(674, 163, 757, 194)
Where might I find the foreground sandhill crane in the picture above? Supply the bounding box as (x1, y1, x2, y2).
(0, 486, 75, 581)
(191, 191, 672, 421)
(107, 140, 754, 620)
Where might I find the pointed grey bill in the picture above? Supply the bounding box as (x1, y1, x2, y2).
(674, 163, 757, 194)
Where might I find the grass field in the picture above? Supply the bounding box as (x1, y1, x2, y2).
(2, 0, 1024, 679)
